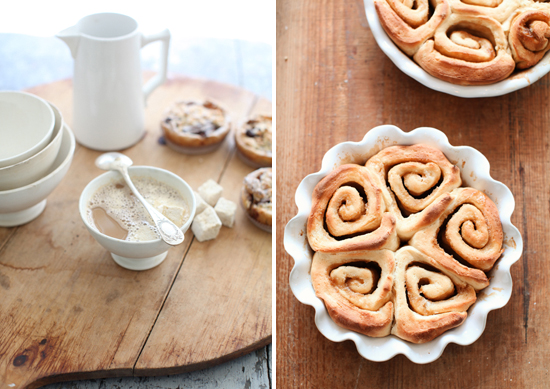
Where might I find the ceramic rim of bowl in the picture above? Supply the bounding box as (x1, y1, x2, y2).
(0, 91, 55, 166)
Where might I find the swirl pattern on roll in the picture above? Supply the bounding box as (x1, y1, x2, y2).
(374, 0, 451, 56)
(374, 0, 550, 84)
(509, 9, 550, 69)
(449, 0, 518, 23)
(414, 14, 516, 85)
(410, 187, 503, 290)
(365, 144, 461, 240)
(392, 246, 476, 343)
(311, 250, 395, 337)
(306, 143, 504, 342)
(307, 164, 400, 253)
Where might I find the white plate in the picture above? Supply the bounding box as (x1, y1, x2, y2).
(284, 125, 523, 363)
(363, 0, 550, 98)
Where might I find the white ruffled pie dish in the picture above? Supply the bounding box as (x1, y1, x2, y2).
(363, 0, 550, 98)
(284, 125, 523, 363)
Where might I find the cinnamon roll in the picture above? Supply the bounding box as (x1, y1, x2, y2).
(448, 0, 518, 23)
(409, 187, 503, 290)
(392, 246, 476, 343)
(306, 143, 505, 342)
(509, 9, 550, 69)
(307, 164, 400, 253)
(311, 250, 395, 337)
(414, 14, 516, 85)
(365, 144, 461, 240)
(373, 0, 550, 84)
(374, 0, 450, 56)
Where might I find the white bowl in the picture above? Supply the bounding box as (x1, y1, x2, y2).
(0, 123, 75, 227)
(363, 0, 550, 97)
(284, 125, 523, 363)
(0, 102, 64, 190)
(79, 166, 196, 271)
(0, 91, 55, 167)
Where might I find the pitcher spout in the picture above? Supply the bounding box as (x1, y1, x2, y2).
(56, 26, 81, 58)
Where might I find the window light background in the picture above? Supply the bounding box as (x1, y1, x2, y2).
(0, 0, 274, 99)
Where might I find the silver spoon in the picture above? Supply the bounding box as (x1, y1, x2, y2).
(95, 152, 184, 246)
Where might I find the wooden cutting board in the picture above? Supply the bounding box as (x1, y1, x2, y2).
(0, 77, 272, 388)
(277, 0, 548, 388)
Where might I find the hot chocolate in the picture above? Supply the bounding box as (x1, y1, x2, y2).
(87, 176, 189, 242)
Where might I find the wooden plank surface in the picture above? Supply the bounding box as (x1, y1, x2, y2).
(276, 0, 546, 388)
(135, 92, 272, 375)
(0, 77, 271, 388)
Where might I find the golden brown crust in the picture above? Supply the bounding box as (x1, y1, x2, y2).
(448, 0, 519, 23)
(307, 164, 400, 253)
(374, 0, 450, 56)
(241, 168, 272, 227)
(409, 187, 503, 291)
(391, 246, 476, 344)
(365, 144, 462, 240)
(235, 115, 272, 167)
(161, 100, 231, 149)
(374, 0, 550, 85)
(509, 9, 550, 69)
(311, 250, 395, 337)
(306, 143, 504, 343)
(413, 15, 516, 85)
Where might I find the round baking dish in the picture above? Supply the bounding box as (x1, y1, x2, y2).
(363, 0, 550, 98)
(284, 125, 523, 363)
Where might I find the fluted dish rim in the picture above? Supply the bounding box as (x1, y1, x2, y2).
(284, 125, 523, 363)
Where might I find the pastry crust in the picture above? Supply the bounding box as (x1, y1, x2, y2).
(374, 0, 550, 84)
(448, 0, 518, 23)
(311, 250, 395, 337)
(306, 143, 504, 343)
(413, 14, 515, 85)
(374, 0, 450, 56)
(409, 187, 503, 291)
(307, 164, 400, 253)
(366, 144, 462, 240)
(235, 115, 272, 167)
(161, 100, 231, 151)
(241, 167, 272, 228)
(392, 246, 476, 344)
(509, 9, 550, 69)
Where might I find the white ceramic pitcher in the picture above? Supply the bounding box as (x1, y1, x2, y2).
(57, 13, 170, 151)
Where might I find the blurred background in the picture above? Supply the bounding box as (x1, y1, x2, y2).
(0, 1, 273, 388)
(0, 0, 273, 99)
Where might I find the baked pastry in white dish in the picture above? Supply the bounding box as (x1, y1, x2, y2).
(307, 144, 503, 343)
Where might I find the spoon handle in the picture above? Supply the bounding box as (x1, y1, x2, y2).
(118, 167, 185, 246)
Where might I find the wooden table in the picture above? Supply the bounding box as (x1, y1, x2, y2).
(0, 77, 271, 388)
(276, 0, 547, 387)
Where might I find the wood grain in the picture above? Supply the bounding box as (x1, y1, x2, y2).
(135, 94, 272, 376)
(276, 0, 547, 387)
(0, 77, 271, 388)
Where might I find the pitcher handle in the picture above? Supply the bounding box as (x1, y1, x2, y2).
(141, 29, 171, 103)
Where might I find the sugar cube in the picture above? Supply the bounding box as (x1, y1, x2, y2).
(159, 204, 186, 226)
(194, 191, 209, 214)
(198, 179, 223, 207)
(191, 207, 222, 242)
(214, 197, 237, 228)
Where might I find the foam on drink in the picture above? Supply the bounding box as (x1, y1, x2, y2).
(87, 176, 189, 241)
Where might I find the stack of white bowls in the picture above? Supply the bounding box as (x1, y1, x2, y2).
(0, 91, 76, 227)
